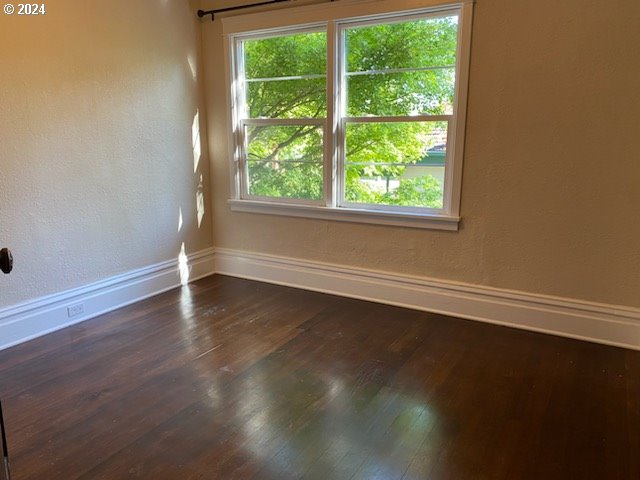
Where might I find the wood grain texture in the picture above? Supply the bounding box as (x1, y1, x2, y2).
(0, 275, 638, 479)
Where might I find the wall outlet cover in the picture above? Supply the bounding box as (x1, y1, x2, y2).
(67, 304, 84, 318)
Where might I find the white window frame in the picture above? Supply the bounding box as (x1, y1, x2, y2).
(223, 0, 474, 231)
(232, 25, 328, 207)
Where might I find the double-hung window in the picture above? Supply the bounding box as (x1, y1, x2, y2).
(225, 1, 473, 230)
(236, 28, 328, 203)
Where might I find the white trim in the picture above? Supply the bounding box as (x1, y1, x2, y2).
(241, 194, 325, 206)
(230, 22, 328, 41)
(221, 0, 473, 34)
(228, 199, 460, 230)
(214, 248, 640, 351)
(4, 246, 639, 352)
(447, 0, 473, 216)
(0, 248, 217, 351)
(242, 118, 325, 126)
(224, 1, 471, 226)
(326, 20, 338, 208)
(224, 35, 241, 199)
(347, 65, 455, 76)
(335, 18, 348, 208)
(344, 115, 452, 123)
(246, 74, 326, 82)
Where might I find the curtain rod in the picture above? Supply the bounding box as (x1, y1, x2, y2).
(197, 0, 292, 21)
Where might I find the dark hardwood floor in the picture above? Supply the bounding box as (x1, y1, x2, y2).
(0, 274, 638, 479)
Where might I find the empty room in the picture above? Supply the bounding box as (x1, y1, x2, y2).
(0, 0, 638, 478)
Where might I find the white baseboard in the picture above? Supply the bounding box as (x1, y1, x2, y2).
(214, 248, 640, 351)
(0, 248, 216, 351)
(3, 246, 639, 352)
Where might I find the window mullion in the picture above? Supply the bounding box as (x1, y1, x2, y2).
(344, 115, 453, 124)
(242, 118, 325, 127)
(334, 23, 347, 208)
(235, 38, 249, 200)
(325, 21, 337, 208)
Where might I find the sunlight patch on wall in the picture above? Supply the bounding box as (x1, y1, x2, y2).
(188, 53, 198, 81)
(197, 174, 205, 228)
(178, 242, 190, 286)
(178, 207, 184, 232)
(192, 110, 202, 173)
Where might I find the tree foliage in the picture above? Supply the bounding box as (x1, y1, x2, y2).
(242, 15, 459, 208)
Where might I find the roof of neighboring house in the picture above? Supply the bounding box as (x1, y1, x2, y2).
(428, 144, 446, 152)
(415, 144, 446, 166)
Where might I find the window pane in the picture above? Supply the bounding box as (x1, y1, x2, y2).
(243, 32, 327, 119)
(243, 32, 327, 78)
(347, 68, 455, 117)
(246, 125, 323, 201)
(247, 78, 326, 119)
(344, 121, 447, 209)
(346, 15, 459, 73)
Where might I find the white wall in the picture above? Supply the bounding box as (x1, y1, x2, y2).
(1, 0, 638, 349)
(202, 0, 640, 309)
(0, 0, 214, 308)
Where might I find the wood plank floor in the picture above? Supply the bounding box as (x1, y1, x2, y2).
(0, 275, 638, 479)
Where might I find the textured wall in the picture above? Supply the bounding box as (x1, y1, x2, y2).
(202, 0, 640, 308)
(0, 0, 213, 307)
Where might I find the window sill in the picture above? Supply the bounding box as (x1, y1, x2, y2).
(228, 199, 460, 231)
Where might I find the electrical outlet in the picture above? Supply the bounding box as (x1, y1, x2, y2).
(67, 303, 84, 318)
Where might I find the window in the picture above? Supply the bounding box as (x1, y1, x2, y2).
(238, 29, 327, 203)
(225, 1, 473, 230)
